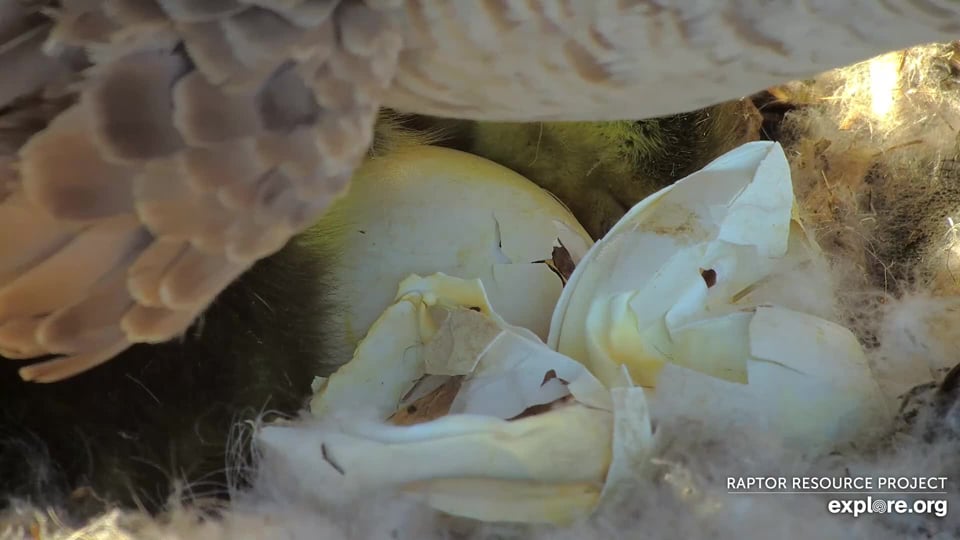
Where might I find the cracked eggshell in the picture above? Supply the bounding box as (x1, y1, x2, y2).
(271, 274, 654, 525)
(257, 404, 616, 524)
(651, 306, 887, 453)
(311, 145, 592, 352)
(546, 141, 889, 451)
(548, 141, 798, 385)
(311, 273, 612, 419)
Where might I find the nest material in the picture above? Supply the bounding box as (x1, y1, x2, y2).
(775, 43, 960, 296)
(760, 43, 960, 409)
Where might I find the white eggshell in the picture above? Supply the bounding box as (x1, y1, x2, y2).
(292, 274, 654, 524)
(313, 145, 592, 355)
(311, 273, 612, 419)
(650, 306, 888, 453)
(257, 404, 614, 524)
(546, 141, 889, 450)
(548, 141, 790, 383)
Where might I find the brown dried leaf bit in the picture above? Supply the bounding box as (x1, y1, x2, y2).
(700, 268, 717, 288)
(540, 368, 570, 387)
(537, 239, 577, 285)
(508, 395, 575, 421)
(389, 375, 464, 426)
(551, 242, 577, 284)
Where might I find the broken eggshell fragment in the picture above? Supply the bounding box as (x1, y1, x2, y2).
(311, 273, 612, 418)
(548, 141, 890, 452)
(260, 274, 654, 525)
(310, 145, 593, 353)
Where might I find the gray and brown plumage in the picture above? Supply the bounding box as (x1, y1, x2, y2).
(2, 0, 959, 382)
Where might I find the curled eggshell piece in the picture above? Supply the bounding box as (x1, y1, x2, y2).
(547, 141, 890, 451)
(262, 274, 654, 525)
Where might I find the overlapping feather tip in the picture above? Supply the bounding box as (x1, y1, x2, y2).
(0, 0, 401, 382)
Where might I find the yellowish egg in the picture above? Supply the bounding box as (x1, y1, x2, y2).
(312, 145, 592, 355)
